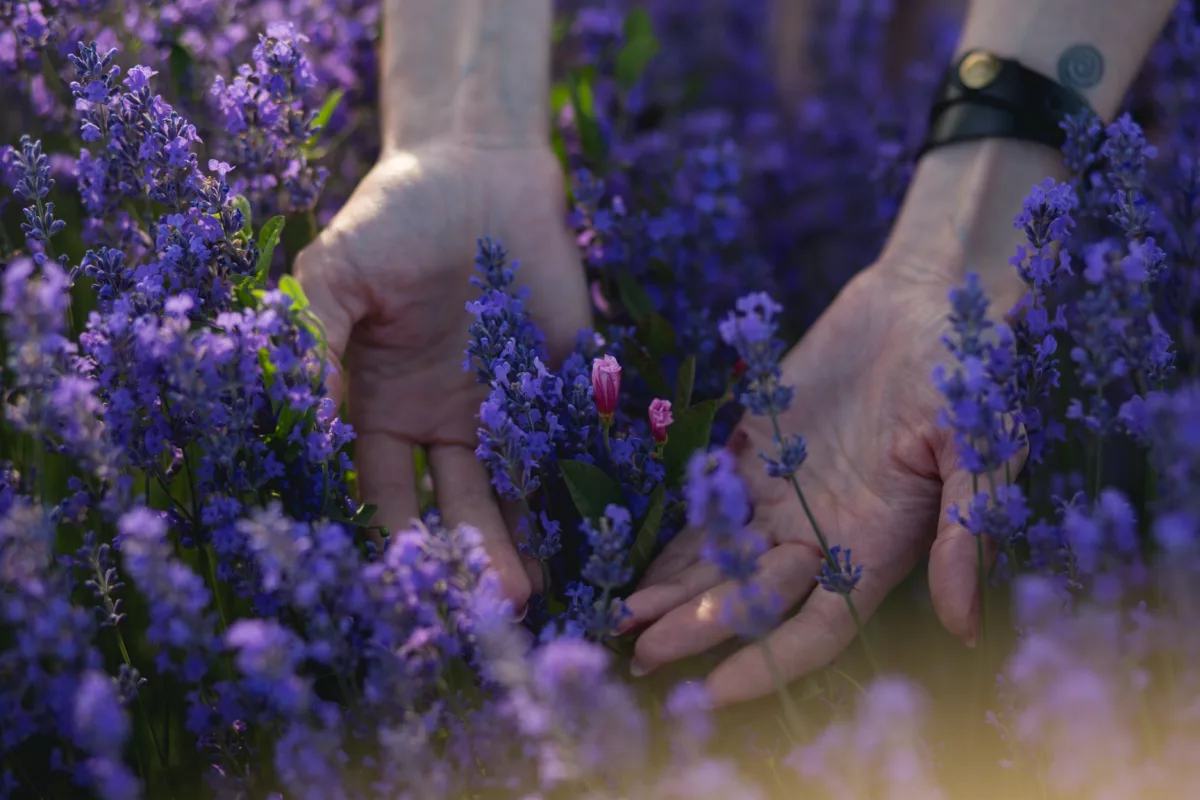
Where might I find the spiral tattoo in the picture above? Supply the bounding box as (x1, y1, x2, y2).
(1057, 44, 1104, 90)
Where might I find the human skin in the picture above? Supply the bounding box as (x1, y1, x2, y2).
(295, 0, 1177, 706)
(624, 0, 1178, 707)
(294, 0, 589, 610)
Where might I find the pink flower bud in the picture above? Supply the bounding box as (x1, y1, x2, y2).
(592, 355, 622, 420)
(590, 280, 612, 317)
(648, 398, 673, 444)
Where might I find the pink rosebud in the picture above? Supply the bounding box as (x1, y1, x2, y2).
(648, 398, 674, 444)
(592, 355, 622, 420)
(590, 280, 612, 317)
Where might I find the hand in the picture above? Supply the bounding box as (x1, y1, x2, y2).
(623, 259, 1025, 707)
(295, 141, 590, 610)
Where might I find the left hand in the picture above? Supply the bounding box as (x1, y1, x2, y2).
(622, 258, 1025, 707)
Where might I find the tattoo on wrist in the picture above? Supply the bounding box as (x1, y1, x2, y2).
(1057, 44, 1104, 90)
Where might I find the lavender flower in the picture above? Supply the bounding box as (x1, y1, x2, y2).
(118, 507, 217, 681)
(685, 449, 760, 581)
(10, 135, 66, 259)
(718, 292, 792, 415)
(933, 272, 1023, 475)
(580, 504, 634, 590)
(949, 484, 1031, 550)
(816, 545, 864, 596)
(1011, 177, 1076, 289)
(788, 677, 945, 800)
(210, 23, 328, 216)
(685, 449, 781, 642)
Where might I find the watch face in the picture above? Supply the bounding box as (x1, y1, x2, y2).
(958, 50, 1002, 90)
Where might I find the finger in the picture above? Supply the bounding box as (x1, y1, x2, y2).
(631, 542, 823, 677)
(430, 444, 532, 614)
(500, 499, 547, 595)
(636, 426, 758, 590)
(704, 558, 894, 708)
(355, 430, 420, 535)
(534, 230, 591, 367)
(638, 526, 706, 589)
(623, 559, 727, 631)
(293, 235, 367, 406)
(928, 446, 1028, 646)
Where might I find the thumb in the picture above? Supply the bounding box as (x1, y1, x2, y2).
(293, 234, 365, 407)
(928, 447, 1027, 647)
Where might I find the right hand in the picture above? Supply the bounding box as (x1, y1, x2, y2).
(295, 141, 590, 611)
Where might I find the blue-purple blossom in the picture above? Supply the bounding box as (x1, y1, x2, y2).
(685, 449, 763, 581)
(9, 135, 67, 258)
(719, 292, 792, 415)
(1067, 240, 1174, 433)
(950, 484, 1031, 550)
(581, 504, 634, 590)
(934, 273, 1024, 475)
(816, 544, 864, 596)
(209, 23, 328, 216)
(1100, 114, 1157, 238)
(1011, 178, 1076, 289)
(761, 433, 807, 478)
(118, 507, 217, 681)
(788, 677, 944, 798)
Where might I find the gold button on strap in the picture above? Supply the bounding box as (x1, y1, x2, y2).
(958, 50, 1002, 90)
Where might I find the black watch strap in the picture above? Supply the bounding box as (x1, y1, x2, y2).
(919, 49, 1094, 158)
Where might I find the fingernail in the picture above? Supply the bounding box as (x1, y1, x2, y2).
(964, 632, 978, 649)
(630, 658, 653, 678)
(727, 429, 750, 455)
(511, 602, 529, 623)
(615, 614, 639, 636)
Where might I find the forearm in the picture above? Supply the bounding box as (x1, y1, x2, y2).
(881, 0, 1175, 304)
(382, 0, 552, 151)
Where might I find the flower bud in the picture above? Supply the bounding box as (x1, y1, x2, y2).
(648, 398, 673, 444)
(592, 355, 621, 421)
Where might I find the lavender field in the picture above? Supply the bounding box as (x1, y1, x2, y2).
(2, 0, 1199, 798)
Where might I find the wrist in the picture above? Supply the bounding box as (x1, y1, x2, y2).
(878, 138, 1064, 310)
(383, 0, 551, 151)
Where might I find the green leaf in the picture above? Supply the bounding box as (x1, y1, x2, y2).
(675, 355, 696, 410)
(568, 70, 606, 164)
(636, 312, 677, 359)
(278, 274, 310, 311)
(552, 18, 570, 45)
(304, 89, 346, 153)
(616, 271, 654, 321)
(167, 42, 197, 102)
(559, 459, 624, 521)
(662, 399, 720, 487)
(256, 215, 286, 283)
(352, 503, 378, 526)
(615, 8, 660, 90)
(624, 345, 672, 399)
(283, 210, 318, 264)
(327, 502, 379, 528)
(628, 483, 665, 578)
(233, 195, 253, 237)
(550, 81, 572, 114)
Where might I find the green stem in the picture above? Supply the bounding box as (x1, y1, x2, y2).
(829, 663, 866, 696)
(758, 638, 805, 742)
(767, 410, 881, 676)
(34, 434, 47, 505)
(6, 756, 46, 800)
(198, 545, 231, 635)
(845, 598, 882, 676)
(115, 631, 167, 768)
(973, 472, 987, 649)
